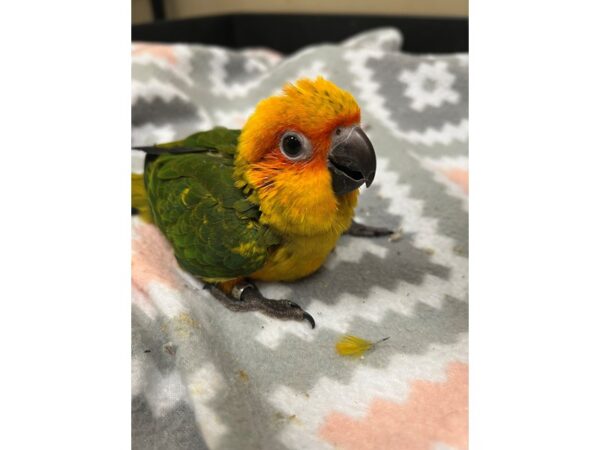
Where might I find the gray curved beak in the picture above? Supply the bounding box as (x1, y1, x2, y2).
(327, 126, 376, 196)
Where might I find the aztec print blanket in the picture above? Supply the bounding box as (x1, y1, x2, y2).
(132, 28, 468, 450)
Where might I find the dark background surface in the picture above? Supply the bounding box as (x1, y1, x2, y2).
(132, 14, 468, 54)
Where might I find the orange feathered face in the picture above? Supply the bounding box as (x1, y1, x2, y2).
(238, 77, 360, 162)
(235, 77, 376, 235)
(237, 77, 376, 196)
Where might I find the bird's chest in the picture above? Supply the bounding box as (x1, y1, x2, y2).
(249, 186, 358, 282)
(250, 231, 340, 282)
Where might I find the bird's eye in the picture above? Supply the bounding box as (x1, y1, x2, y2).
(279, 132, 311, 160)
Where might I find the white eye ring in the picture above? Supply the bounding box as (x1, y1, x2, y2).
(279, 131, 312, 160)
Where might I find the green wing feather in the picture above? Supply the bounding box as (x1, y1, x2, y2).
(143, 128, 280, 281)
(154, 126, 240, 155)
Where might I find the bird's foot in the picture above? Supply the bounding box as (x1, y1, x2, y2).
(346, 220, 394, 237)
(207, 282, 315, 328)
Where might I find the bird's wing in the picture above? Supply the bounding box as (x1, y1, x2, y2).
(142, 128, 280, 281)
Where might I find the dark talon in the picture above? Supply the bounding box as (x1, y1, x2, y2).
(346, 220, 394, 237)
(303, 312, 316, 329)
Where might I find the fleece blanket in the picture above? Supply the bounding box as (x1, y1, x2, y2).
(132, 28, 468, 450)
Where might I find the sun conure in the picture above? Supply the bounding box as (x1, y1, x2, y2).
(132, 77, 391, 328)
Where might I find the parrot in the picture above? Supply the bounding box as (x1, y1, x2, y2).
(132, 77, 392, 328)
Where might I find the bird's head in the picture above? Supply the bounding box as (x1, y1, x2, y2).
(235, 77, 377, 235)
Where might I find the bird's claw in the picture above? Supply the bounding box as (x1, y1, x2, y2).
(303, 312, 316, 329)
(258, 298, 315, 328)
(214, 283, 317, 328)
(346, 220, 394, 237)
